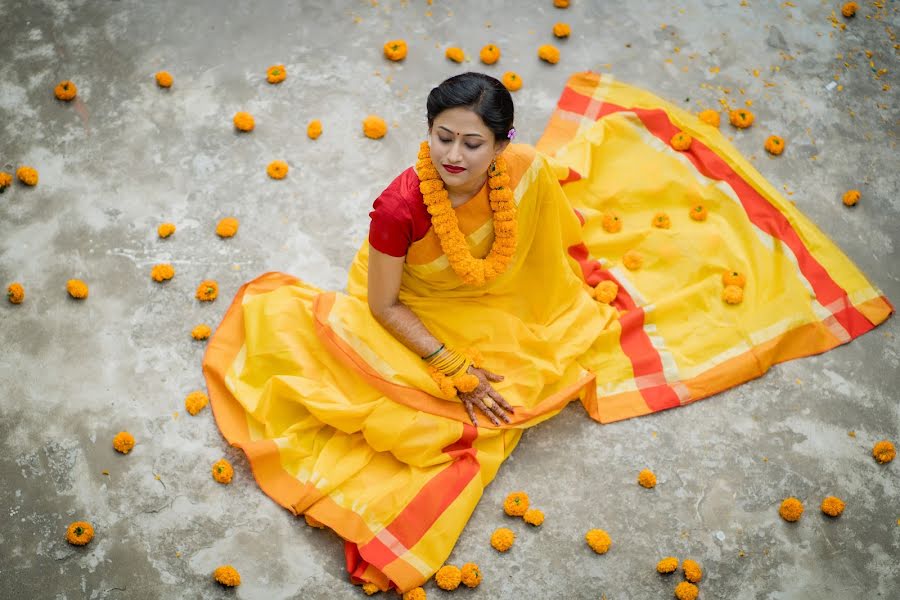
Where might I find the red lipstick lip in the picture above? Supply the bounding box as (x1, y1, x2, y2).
(442, 164, 466, 173)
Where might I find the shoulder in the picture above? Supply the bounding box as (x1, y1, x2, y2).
(500, 143, 542, 190)
(372, 166, 424, 216)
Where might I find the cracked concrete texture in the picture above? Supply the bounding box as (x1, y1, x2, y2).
(1, 0, 898, 598)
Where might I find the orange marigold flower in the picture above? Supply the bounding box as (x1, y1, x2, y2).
(503, 491, 530, 516)
(150, 263, 175, 282)
(267, 160, 289, 179)
(682, 559, 702, 583)
(307, 119, 322, 139)
(689, 204, 708, 221)
(538, 44, 560, 64)
(54, 80, 77, 101)
(435, 565, 462, 590)
(155, 71, 173, 88)
(873, 440, 896, 463)
(602, 211, 623, 232)
(191, 324, 211, 340)
(722, 270, 746, 288)
(722, 285, 744, 305)
(67, 279, 89, 299)
(212, 458, 234, 484)
(671, 132, 692, 151)
(233, 111, 255, 132)
(622, 250, 643, 271)
(16, 166, 39, 186)
(553, 22, 571, 37)
(304, 514, 325, 528)
(821, 496, 845, 517)
(213, 565, 241, 587)
(638, 469, 657, 488)
(185, 390, 209, 416)
(383, 40, 408, 61)
(445, 47, 465, 63)
(554, 0, 570, 7)
(841, 2, 858, 17)
(7, 283, 24, 304)
(480, 44, 501, 65)
(675, 581, 699, 600)
(657, 556, 679, 573)
(523, 508, 545, 526)
(402, 588, 426, 600)
(652, 212, 671, 229)
(113, 431, 135, 454)
(363, 115, 388, 139)
(729, 109, 755, 129)
(157, 222, 176, 238)
(266, 64, 286, 84)
(362, 582, 379, 595)
(698, 109, 721, 128)
(66, 521, 94, 546)
(593, 280, 618, 304)
(196, 279, 218, 302)
(490, 527, 515, 552)
(585, 528, 612, 554)
(216, 217, 239, 238)
(502, 71, 523, 91)
(0, 171, 12, 191)
(779, 497, 804, 522)
(765, 135, 785, 155)
(460, 562, 482, 588)
(842, 189, 860, 207)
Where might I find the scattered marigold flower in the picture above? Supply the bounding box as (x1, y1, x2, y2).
(191, 324, 212, 340)
(821, 496, 845, 517)
(150, 263, 175, 282)
(184, 390, 209, 415)
(682, 559, 703, 583)
(652, 212, 671, 229)
(675, 581, 699, 600)
(593, 280, 618, 304)
(233, 111, 255, 132)
(362, 582, 379, 595)
(267, 160, 289, 179)
(765, 135, 785, 155)
(7, 283, 24, 304)
(842, 189, 860, 207)
(729, 109, 755, 128)
(66, 521, 94, 546)
(503, 491, 530, 516)
(363, 115, 388, 139)
(307, 119, 322, 139)
(480, 44, 501, 65)
(698, 109, 720, 128)
(435, 565, 462, 590)
(113, 431, 135, 454)
(383, 40, 408, 61)
(213, 565, 241, 587)
(554, 0, 570, 7)
(304, 514, 325, 528)
(779, 497, 804, 522)
(638, 469, 657, 488)
(622, 250, 643, 271)
(155, 71, 173, 88)
(445, 47, 465, 63)
(601, 212, 623, 233)
(17, 166, 39, 186)
(216, 217, 239, 238)
(722, 285, 744, 305)
(671, 132, 692, 151)
(585, 528, 612, 554)
(67, 279, 89, 299)
(538, 44, 561, 64)
(212, 458, 234, 484)
(54, 80, 77, 101)
(490, 527, 515, 552)
(523, 508, 545, 526)
(460, 562, 482, 588)
(0, 171, 12, 191)
(657, 556, 679, 573)
(402, 588, 426, 600)
(196, 279, 218, 301)
(553, 22, 571, 37)
(157, 222, 176, 238)
(722, 271, 746, 288)
(689, 204, 708, 221)
(841, 2, 858, 18)
(266, 64, 286, 83)
(873, 440, 896, 463)
(502, 71, 522, 91)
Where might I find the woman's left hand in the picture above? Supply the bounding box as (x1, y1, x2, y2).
(458, 366, 515, 427)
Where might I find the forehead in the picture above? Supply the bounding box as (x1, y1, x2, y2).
(432, 107, 491, 137)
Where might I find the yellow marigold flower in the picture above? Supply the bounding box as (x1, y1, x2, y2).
(267, 160, 289, 179)
(307, 119, 322, 139)
(54, 80, 77, 101)
(585, 528, 612, 554)
(213, 565, 241, 587)
(67, 279, 89, 299)
(523, 508, 545, 526)
(682, 559, 702, 583)
(722, 285, 744, 305)
(402, 588, 426, 600)
(841, 2, 858, 17)
(66, 521, 94, 546)
(7, 283, 24, 304)
(638, 469, 657, 488)
(196, 279, 218, 302)
(554, 0, 570, 7)
(490, 527, 515, 552)
(821, 496, 845, 517)
(689, 204, 708, 221)
(16, 166, 39, 186)
(383, 40, 408, 61)
(842, 189, 860, 207)
(593, 280, 618, 304)
(266, 64, 286, 84)
(503, 491, 530, 516)
(675, 581, 699, 600)
(729, 108, 754, 129)
(538, 44, 561, 64)
(445, 47, 464, 63)
(112, 431, 135, 454)
(150, 263, 175, 282)
(212, 458, 234, 484)
(233, 111, 255, 132)
(480, 44, 501, 64)
(191, 324, 211, 340)
(0, 171, 12, 191)
(362, 582, 379, 595)
(553, 22, 571, 38)
(184, 390, 209, 416)
(502, 71, 523, 92)
(601, 211, 622, 233)
(873, 440, 896, 463)
(460, 562, 482, 588)
(157, 222, 176, 238)
(765, 135, 785, 155)
(779, 497, 804, 522)
(216, 217, 239, 238)
(155, 71, 173, 88)
(652, 212, 671, 229)
(657, 556, 679, 573)
(722, 271, 746, 288)
(435, 565, 461, 590)
(623, 250, 643, 271)
(698, 109, 721, 128)
(304, 514, 325, 528)
(363, 115, 388, 139)
(671, 132, 692, 151)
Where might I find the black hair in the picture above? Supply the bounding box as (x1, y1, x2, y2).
(426, 72, 514, 143)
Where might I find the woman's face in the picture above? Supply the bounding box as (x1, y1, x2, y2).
(429, 107, 506, 191)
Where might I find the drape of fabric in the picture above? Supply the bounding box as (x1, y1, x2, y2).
(203, 72, 892, 592)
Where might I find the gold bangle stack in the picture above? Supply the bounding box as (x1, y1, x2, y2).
(426, 346, 471, 377)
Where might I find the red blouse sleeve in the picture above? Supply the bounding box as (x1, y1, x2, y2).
(368, 189, 414, 257)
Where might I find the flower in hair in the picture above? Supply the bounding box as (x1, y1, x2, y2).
(507, 127, 516, 140)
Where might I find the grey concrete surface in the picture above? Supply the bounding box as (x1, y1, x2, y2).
(1, 0, 898, 598)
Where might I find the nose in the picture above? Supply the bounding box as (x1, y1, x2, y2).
(446, 139, 463, 164)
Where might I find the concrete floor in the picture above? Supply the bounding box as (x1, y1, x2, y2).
(1, 0, 898, 598)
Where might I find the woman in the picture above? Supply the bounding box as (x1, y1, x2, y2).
(203, 72, 891, 592)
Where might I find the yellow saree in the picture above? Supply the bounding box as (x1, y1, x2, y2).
(202, 72, 892, 592)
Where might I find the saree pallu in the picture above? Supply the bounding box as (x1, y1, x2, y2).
(202, 72, 892, 592)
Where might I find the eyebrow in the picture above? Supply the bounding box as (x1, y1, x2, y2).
(437, 125, 485, 139)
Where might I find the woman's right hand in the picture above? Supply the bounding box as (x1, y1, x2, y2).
(458, 366, 515, 427)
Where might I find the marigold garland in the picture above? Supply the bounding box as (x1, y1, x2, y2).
(157, 222, 176, 238)
(196, 280, 218, 301)
(623, 250, 643, 271)
(445, 47, 464, 63)
(191, 324, 212, 340)
(435, 565, 461, 590)
(490, 527, 515, 552)
(842, 189, 860, 207)
(873, 440, 895, 463)
(638, 469, 657, 488)
(151, 263, 175, 282)
(821, 496, 845, 517)
(523, 508, 545, 526)
(553, 23, 571, 37)
(383, 40, 408, 61)
(266, 64, 286, 83)
(113, 431, 135, 454)
(7, 283, 24, 304)
(213, 565, 241, 587)
(0, 171, 12, 191)
(416, 142, 517, 286)
(689, 204, 708, 221)
(698, 109, 721, 128)
(538, 44, 560, 64)
(674, 581, 699, 600)
(17, 166, 39, 186)
(480, 44, 500, 64)
(67, 279, 89, 299)
(362, 582, 379, 595)
(66, 521, 94, 546)
(652, 212, 671, 229)
(363, 115, 388, 139)
(307, 119, 322, 139)
(682, 559, 703, 583)
(502, 71, 522, 91)
(216, 217, 239, 238)
(503, 491, 529, 516)
(657, 556, 679, 573)
(593, 280, 618, 304)
(460, 562, 482, 588)
(585, 528, 612, 554)
(54, 80, 77, 101)
(601, 212, 622, 233)
(267, 160, 289, 179)
(402, 587, 426, 600)
(212, 458, 234, 484)
(729, 109, 754, 129)
(155, 71, 173, 88)
(841, 2, 858, 17)
(779, 497, 804, 522)
(671, 132, 692, 151)
(185, 390, 209, 415)
(233, 111, 255, 132)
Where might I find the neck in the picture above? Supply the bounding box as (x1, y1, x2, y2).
(446, 173, 488, 206)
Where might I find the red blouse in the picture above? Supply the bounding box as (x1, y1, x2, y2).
(368, 167, 433, 257)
